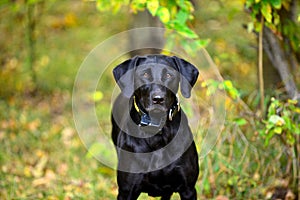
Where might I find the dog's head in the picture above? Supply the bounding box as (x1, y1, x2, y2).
(113, 55, 198, 128)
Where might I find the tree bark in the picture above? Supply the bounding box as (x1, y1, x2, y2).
(262, 26, 299, 101)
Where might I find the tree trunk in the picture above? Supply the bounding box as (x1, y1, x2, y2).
(262, 26, 299, 101)
(263, 53, 281, 92)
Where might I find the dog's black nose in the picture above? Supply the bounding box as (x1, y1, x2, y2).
(152, 95, 164, 104)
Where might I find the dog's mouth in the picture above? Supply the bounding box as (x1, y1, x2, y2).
(137, 105, 167, 133)
(146, 105, 167, 114)
(146, 105, 167, 126)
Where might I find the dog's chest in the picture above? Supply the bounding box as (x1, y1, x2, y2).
(141, 166, 183, 196)
(144, 132, 171, 149)
(120, 122, 178, 152)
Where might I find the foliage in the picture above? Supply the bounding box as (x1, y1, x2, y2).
(245, 0, 300, 52)
(202, 79, 240, 100)
(261, 98, 300, 146)
(202, 78, 299, 197)
(94, 0, 209, 53)
(260, 97, 300, 193)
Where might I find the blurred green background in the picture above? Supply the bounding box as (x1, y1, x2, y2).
(0, 0, 299, 199)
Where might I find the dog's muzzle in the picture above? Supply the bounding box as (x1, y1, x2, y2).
(133, 96, 180, 133)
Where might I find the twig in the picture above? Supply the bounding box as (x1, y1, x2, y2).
(258, 17, 265, 116)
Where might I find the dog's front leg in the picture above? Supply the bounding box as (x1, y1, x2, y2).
(117, 172, 142, 200)
(117, 190, 140, 200)
(179, 187, 197, 200)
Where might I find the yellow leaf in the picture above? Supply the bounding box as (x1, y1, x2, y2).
(157, 7, 170, 23)
(92, 91, 103, 102)
(146, 0, 159, 16)
(47, 196, 59, 200)
(261, 3, 272, 23)
(32, 155, 48, 178)
(64, 12, 77, 27)
(24, 166, 32, 177)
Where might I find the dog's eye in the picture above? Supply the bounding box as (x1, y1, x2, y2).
(165, 73, 172, 79)
(143, 72, 149, 78)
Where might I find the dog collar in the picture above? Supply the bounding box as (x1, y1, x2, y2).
(168, 97, 180, 121)
(133, 95, 180, 129)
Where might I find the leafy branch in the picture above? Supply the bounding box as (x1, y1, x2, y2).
(94, 0, 209, 53)
(245, 0, 300, 101)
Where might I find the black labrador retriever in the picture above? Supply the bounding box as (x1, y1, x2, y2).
(111, 55, 199, 200)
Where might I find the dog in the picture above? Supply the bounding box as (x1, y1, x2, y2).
(111, 55, 199, 200)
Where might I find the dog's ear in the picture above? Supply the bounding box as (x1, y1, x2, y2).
(172, 56, 199, 98)
(113, 56, 140, 98)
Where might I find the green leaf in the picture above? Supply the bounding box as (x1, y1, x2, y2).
(270, 0, 281, 9)
(274, 126, 282, 134)
(157, 7, 170, 23)
(131, 0, 147, 13)
(176, 0, 194, 12)
(266, 122, 275, 130)
(224, 80, 233, 88)
(286, 133, 295, 145)
(295, 126, 300, 135)
(175, 10, 189, 24)
(173, 22, 198, 39)
(261, 3, 272, 23)
(146, 0, 159, 16)
(234, 118, 248, 126)
(264, 131, 275, 146)
(195, 39, 210, 48)
(273, 12, 280, 25)
(283, 116, 292, 130)
(268, 115, 285, 126)
(96, 0, 113, 12)
(223, 80, 240, 100)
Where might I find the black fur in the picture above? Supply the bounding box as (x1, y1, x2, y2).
(112, 55, 199, 200)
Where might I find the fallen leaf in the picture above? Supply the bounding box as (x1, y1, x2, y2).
(32, 177, 49, 187)
(215, 195, 229, 200)
(62, 127, 75, 146)
(32, 154, 48, 178)
(27, 119, 41, 131)
(57, 163, 68, 175)
(23, 166, 32, 177)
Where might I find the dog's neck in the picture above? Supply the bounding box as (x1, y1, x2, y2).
(131, 95, 180, 133)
